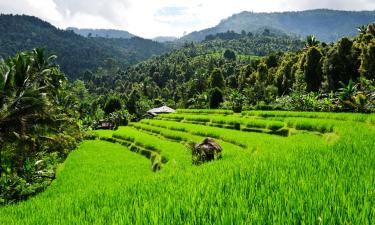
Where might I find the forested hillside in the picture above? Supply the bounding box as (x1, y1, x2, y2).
(0, 15, 171, 79)
(181, 9, 375, 42)
(75, 24, 374, 122)
(152, 36, 178, 43)
(76, 29, 302, 114)
(67, 27, 135, 39)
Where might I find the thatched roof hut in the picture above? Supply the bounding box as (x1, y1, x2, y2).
(193, 138, 222, 164)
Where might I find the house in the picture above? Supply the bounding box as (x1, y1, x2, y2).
(96, 120, 115, 130)
(146, 106, 176, 118)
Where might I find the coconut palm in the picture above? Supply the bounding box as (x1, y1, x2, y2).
(0, 49, 67, 177)
(304, 35, 320, 49)
(357, 25, 368, 35)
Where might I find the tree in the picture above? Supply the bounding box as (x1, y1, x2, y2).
(357, 25, 368, 35)
(360, 39, 375, 80)
(209, 88, 223, 109)
(238, 65, 253, 90)
(126, 89, 140, 115)
(223, 49, 236, 61)
(256, 63, 268, 83)
(229, 91, 245, 112)
(263, 29, 271, 36)
(324, 37, 360, 90)
(209, 68, 225, 89)
(265, 54, 279, 68)
(303, 47, 323, 92)
(304, 35, 320, 48)
(0, 49, 69, 178)
(275, 54, 297, 95)
(367, 23, 375, 36)
(69, 80, 91, 117)
(104, 96, 122, 115)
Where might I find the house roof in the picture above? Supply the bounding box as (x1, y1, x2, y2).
(147, 106, 176, 114)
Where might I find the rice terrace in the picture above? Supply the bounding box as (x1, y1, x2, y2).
(0, 109, 374, 224)
(2, 1, 375, 224)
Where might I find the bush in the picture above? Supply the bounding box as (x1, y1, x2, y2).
(210, 88, 224, 109)
(223, 49, 236, 60)
(104, 96, 123, 115)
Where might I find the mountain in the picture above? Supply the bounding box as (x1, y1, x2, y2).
(0, 15, 170, 79)
(153, 36, 178, 43)
(67, 27, 135, 39)
(181, 9, 375, 42)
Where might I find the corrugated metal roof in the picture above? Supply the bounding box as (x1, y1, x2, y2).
(147, 106, 176, 114)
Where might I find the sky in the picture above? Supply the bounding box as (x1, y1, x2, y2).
(1, 0, 375, 38)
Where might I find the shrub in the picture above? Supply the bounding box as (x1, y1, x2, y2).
(104, 96, 123, 115)
(209, 88, 224, 109)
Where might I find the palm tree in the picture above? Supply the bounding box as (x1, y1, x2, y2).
(357, 25, 368, 35)
(304, 35, 320, 49)
(0, 49, 66, 177)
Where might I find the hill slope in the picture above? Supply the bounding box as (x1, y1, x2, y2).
(152, 36, 178, 43)
(181, 9, 375, 42)
(67, 27, 136, 39)
(82, 30, 304, 98)
(0, 15, 170, 79)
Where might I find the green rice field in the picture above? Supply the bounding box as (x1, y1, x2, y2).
(0, 110, 374, 224)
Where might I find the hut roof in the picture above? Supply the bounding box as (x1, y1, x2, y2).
(147, 106, 176, 114)
(195, 138, 222, 152)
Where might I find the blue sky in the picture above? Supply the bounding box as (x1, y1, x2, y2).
(1, 0, 375, 38)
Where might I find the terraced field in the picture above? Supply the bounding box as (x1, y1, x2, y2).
(1, 110, 374, 224)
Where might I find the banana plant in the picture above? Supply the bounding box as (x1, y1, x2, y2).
(337, 79, 372, 112)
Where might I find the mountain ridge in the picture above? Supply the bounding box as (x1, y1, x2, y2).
(180, 9, 375, 42)
(0, 14, 170, 79)
(67, 27, 136, 39)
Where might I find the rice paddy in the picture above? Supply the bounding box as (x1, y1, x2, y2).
(0, 110, 374, 224)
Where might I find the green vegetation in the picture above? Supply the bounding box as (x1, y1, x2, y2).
(67, 27, 135, 39)
(0, 49, 82, 204)
(1, 110, 374, 224)
(76, 24, 374, 120)
(0, 15, 171, 79)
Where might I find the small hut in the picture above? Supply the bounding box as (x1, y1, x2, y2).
(96, 120, 115, 130)
(192, 138, 222, 165)
(146, 106, 175, 118)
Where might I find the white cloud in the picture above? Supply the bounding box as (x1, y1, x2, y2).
(1, 0, 375, 38)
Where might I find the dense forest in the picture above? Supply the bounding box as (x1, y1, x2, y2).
(74, 25, 375, 124)
(181, 9, 375, 42)
(75, 29, 304, 120)
(0, 15, 171, 79)
(68, 27, 178, 43)
(67, 27, 135, 39)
